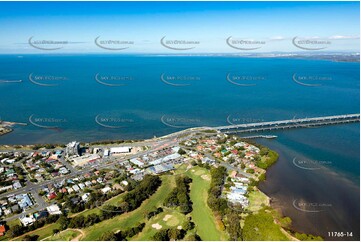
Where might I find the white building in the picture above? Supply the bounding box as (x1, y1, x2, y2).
(103, 149, 109, 157)
(65, 141, 80, 157)
(130, 158, 144, 167)
(82, 193, 91, 202)
(72, 185, 80, 192)
(110, 147, 132, 155)
(72, 154, 100, 167)
(19, 215, 35, 226)
(101, 186, 111, 194)
(46, 204, 62, 215)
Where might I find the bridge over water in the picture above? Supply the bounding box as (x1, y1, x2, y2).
(215, 114, 360, 134)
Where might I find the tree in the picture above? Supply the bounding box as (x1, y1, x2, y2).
(23, 234, 39, 241)
(100, 232, 117, 241)
(168, 228, 180, 240)
(8, 225, 24, 237)
(178, 148, 186, 155)
(226, 212, 242, 240)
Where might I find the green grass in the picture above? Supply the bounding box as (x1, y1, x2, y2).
(11, 223, 60, 241)
(44, 229, 81, 241)
(186, 167, 228, 241)
(134, 208, 187, 240)
(248, 188, 270, 212)
(81, 175, 176, 241)
(70, 191, 127, 218)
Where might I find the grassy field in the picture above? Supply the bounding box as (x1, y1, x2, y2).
(43, 229, 81, 241)
(134, 208, 187, 240)
(11, 223, 60, 241)
(186, 166, 228, 241)
(248, 188, 270, 212)
(80, 175, 176, 241)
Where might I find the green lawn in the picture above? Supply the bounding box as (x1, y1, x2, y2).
(11, 223, 60, 241)
(44, 229, 81, 241)
(186, 167, 228, 241)
(81, 175, 176, 241)
(134, 208, 187, 240)
(248, 188, 270, 212)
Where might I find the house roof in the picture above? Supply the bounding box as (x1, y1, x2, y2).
(0, 225, 6, 233)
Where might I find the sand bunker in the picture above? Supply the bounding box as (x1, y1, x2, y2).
(152, 223, 162, 230)
(201, 174, 211, 181)
(163, 214, 172, 221)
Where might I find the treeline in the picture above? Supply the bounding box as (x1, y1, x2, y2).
(164, 175, 192, 214)
(100, 223, 146, 241)
(145, 207, 163, 220)
(62, 188, 124, 214)
(31, 144, 65, 150)
(151, 218, 198, 241)
(152, 227, 187, 241)
(88, 139, 144, 145)
(7, 215, 60, 238)
(207, 167, 228, 214)
(59, 175, 162, 229)
(207, 166, 242, 240)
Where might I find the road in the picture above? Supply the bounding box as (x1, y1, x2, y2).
(1, 126, 238, 223)
(0, 136, 183, 222)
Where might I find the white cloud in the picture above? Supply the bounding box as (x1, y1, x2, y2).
(328, 35, 360, 40)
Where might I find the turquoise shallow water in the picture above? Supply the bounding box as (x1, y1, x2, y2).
(0, 54, 359, 239)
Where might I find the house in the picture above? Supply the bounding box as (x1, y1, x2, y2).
(19, 215, 35, 226)
(81, 193, 91, 202)
(112, 183, 123, 190)
(12, 181, 22, 190)
(72, 185, 80, 192)
(59, 167, 69, 175)
(16, 194, 33, 209)
(78, 183, 85, 190)
(3, 208, 11, 216)
(101, 186, 111, 194)
(46, 204, 62, 215)
(47, 192, 57, 200)
(0, 224, 6, 236)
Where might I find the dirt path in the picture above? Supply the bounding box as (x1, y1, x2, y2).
(70, 229, 85, 241)
(40, 229, 85, 241)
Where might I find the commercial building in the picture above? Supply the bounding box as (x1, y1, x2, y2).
(110, 147, 132, 155)
(72, 154, 100, 167)
(65, 141, 80, 157)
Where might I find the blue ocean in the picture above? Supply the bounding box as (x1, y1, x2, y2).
(0, 54, 359, 239)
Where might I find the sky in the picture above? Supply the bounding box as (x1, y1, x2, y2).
(0, 1, 359, 54)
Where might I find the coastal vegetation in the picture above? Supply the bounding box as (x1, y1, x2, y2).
(242, 208, 289, 241)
